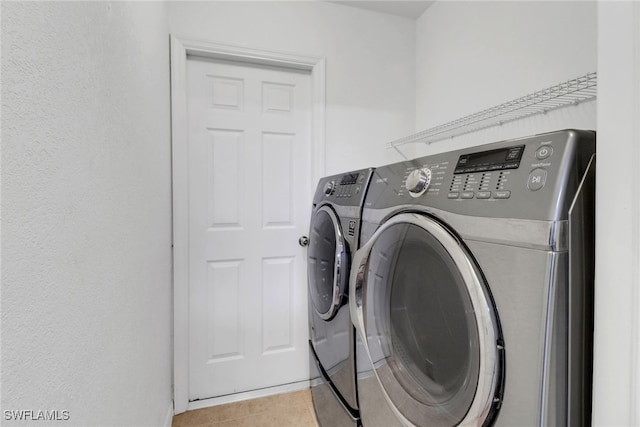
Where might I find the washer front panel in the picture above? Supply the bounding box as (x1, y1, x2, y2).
(351, 213, 504, 426)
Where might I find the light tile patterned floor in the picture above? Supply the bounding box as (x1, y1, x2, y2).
(172, 390, 320, 427)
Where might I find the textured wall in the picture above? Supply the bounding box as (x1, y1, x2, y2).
(169, 1, 417, 173)
(1, 2, 173, 426)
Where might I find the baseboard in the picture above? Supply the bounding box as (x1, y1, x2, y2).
(163, 401, 174, 427)
(310, 377, 324, 387)
(187, 380, 310, 411)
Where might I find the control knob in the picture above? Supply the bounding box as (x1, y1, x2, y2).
(324, 181, 336, 196)
(405, 168, 432, 197)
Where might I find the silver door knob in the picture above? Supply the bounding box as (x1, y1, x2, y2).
(298, 236, 309, 247)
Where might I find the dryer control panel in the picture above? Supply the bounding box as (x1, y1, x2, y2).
(313, 168, 375, 209)
(323, 172, 365, 200)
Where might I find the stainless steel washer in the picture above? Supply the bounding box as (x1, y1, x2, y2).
(350, 130, 595, 426)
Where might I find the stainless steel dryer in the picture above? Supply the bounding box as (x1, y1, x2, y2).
(307, 168, 374, 427)
(350, 130, 595, 426)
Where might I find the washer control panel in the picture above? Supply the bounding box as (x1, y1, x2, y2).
(446, 142, 555, 201)
(365, 130, 595, 220)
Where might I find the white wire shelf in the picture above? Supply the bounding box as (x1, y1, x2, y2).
(388, 72, 597, 155)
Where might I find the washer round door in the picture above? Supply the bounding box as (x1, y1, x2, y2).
(308, 205, 349, 320)
(350, 213, 504, 426)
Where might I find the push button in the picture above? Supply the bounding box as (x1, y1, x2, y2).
(535, 145, 553, 160)
(527, 168, 547, 191)
(476, 191, 491, 199)
(494, 191, 511, 199)
(348, 220, 356, 236)
(461, 191, 474, 199)
(506, 147, 523, 161)
(503, 162, 520, 170)
(447, 192, 460, 199)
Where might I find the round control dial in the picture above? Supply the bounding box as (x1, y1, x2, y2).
(405, 168, 432, 197)
(324, 180, 336, 196)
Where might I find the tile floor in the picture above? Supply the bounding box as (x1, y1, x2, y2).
(172, 390, 320, 427)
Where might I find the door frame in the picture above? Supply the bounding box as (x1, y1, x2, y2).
(170, 34, 326, 414)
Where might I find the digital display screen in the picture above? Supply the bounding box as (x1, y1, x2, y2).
(340, 173, 359, 185)
(455, 145, 525, 174)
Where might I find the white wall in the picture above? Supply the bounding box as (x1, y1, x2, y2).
(594, 3, 640, 425)
(1, 2, 173, 426)
(410, 1, 597, 158)
(168, 1, 417, 174)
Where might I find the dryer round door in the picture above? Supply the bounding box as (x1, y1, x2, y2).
(350, 212, 504, 426)
(308, 205, 349, 320)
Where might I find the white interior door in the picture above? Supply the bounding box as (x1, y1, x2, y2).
(186, 56, 312, 401)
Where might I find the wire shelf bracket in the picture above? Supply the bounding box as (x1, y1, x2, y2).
(388, 72, 597, 155)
